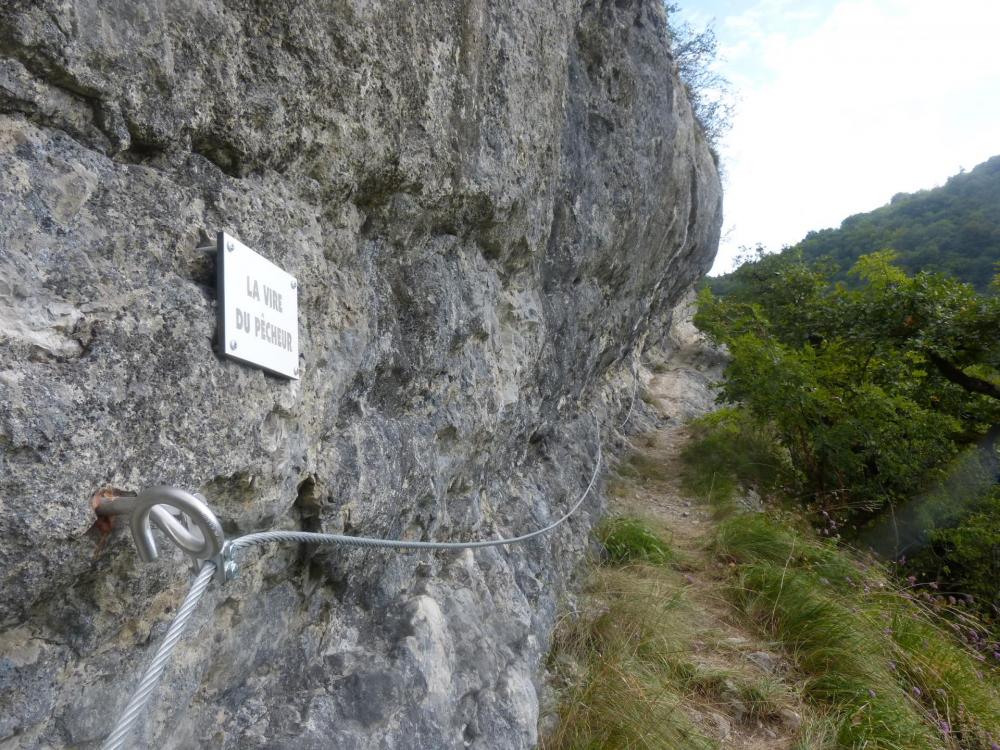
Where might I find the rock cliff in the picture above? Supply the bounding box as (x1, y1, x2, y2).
(0, 0, 721, 747)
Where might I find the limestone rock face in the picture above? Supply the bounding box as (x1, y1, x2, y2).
(0, 1, 721, 747)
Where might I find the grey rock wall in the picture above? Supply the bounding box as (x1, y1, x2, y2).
(0, 0, 721, 747)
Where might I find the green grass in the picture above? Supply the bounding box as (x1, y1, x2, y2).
(547, 414, 1000, 749)
(715, 513, 1000, 749)
(790, 713, 840, 750)
(615, 451, 671, 484)
(680, 408, 791, 515)
(673, 661, 794, 722)
(596, 517, 677, 566)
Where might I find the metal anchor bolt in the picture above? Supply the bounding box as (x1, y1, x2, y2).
(93, 487, 225, 573)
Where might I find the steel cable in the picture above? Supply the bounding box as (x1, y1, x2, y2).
(101, 561, 216, 750)
(230, 436, 600, 555)
(619, 355, 640, 429)
(101, 421, 603, 748)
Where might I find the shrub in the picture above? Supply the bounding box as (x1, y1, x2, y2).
(921, 486, 1000, 615)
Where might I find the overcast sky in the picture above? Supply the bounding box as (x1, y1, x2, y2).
(673, 0, 1000, 274)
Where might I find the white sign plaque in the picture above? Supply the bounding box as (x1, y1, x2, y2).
(216, 231, 300, 379)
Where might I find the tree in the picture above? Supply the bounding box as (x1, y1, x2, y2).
(665, 4, 735, 151)
(696, 252, 1000, 518)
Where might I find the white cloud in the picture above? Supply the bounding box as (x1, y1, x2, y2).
(710, 0, 1000, 273)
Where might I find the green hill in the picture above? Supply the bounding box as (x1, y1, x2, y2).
(715, 154, 1000, 293)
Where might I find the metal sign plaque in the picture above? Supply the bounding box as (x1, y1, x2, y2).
(216, 231, 299, 379)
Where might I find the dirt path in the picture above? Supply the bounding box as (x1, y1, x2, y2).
(606, 341, 808, 749)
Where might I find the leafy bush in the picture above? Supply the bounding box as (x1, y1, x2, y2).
(695, 250, 1000, 640)
(921, 486, 1000, 614)
(665, 4, 735, 151)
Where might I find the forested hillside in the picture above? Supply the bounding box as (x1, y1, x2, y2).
(713, 154, 1000, 294)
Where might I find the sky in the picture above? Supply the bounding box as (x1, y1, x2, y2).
(672, 0, 1000, 274)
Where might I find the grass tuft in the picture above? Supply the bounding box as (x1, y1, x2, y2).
(544, 519, 807, 749)
(615, 451, 671, 484)
(548, 409, 1000, 749)
(715, 513, 860, 583)
(542, 564, 715, 750)
(681, 408, 791, 514)
(715, 512, 1000, 749)
(791, 713, 840, 750)
(597, 517, 677, 566)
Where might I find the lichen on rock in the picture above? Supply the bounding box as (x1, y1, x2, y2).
(0, 1, 721, 747)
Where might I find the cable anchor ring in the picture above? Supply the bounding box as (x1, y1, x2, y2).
(94, 486, 226, 576)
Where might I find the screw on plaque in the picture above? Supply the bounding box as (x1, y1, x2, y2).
(290, 279, 297, 290)
(230, 340, 237, 350)
(226, 241, 235, 252)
